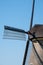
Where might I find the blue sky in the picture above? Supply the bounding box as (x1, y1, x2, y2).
(0, 0, 43, 65)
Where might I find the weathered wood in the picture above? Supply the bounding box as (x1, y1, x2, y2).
(29, 42, 43, 65)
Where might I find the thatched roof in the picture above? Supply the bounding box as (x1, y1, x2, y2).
(29, 24, 43, 40)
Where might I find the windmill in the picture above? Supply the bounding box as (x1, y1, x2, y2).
(3, 0, 43, 65)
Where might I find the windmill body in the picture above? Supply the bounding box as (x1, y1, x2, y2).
(29, 25, 43, 65)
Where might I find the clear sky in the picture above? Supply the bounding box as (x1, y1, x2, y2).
(0, 0, 43, 65)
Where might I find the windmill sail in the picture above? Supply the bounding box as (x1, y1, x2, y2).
(3, 25, 28, 41)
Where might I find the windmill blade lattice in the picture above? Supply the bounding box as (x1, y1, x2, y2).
(3, 26, 28, 41)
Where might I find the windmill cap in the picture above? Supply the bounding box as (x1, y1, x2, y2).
(29, 24, 43, 40)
